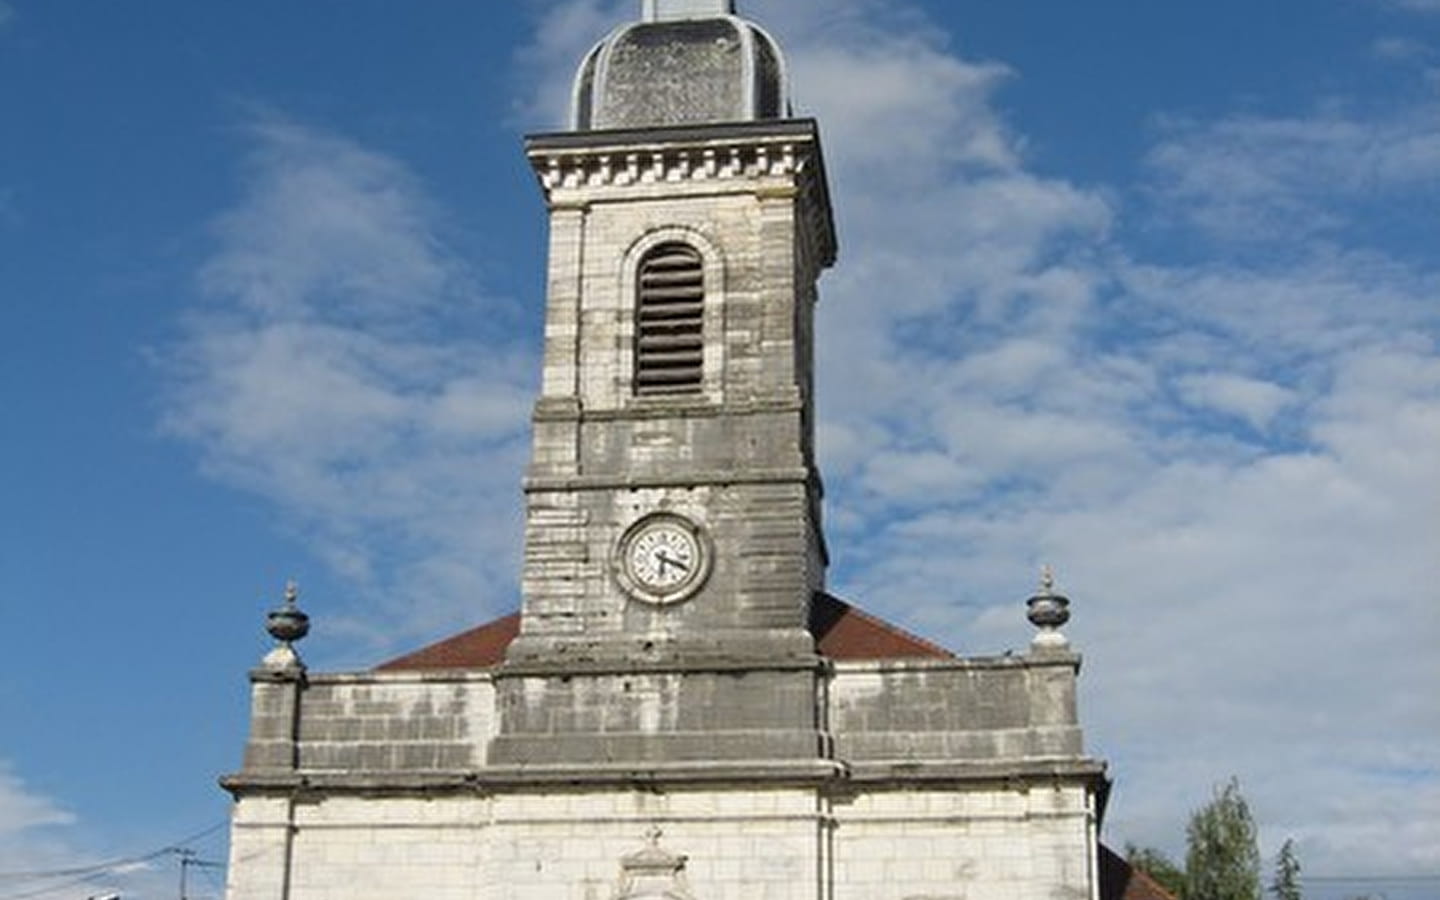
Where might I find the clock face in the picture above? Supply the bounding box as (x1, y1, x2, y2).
(617, 515, 710, 603)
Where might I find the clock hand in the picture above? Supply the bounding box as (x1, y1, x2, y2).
(655, 550, 690, 574)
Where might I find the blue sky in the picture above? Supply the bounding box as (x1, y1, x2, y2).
(2, 1, 1438, 898)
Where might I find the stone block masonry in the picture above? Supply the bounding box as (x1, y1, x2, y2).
(226, 784, 1096, 900)
(223, 649, 1103, 899)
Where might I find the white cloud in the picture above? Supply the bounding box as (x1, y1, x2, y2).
(0, 762, 220, 898)
(0, 763, 113, 900)
(1387, 0, 1440, 11)
(161, 113, 536, 652)
(790, 38, 1016, 175)
(1175, 372, 1296, 430)
(513, 0, 628, 130)
(0, 3, 13, 32)
(0, 762, 71, 836)
(1143, 104, 1440, 243)
(1372, 35, 1430, 60)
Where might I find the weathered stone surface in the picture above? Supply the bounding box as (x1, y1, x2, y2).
(223, 784, 1101, 900)
(829, 655, 1085, 762)
(237, 674, 497, 775)
(508, 124, 835, 716)
(226, 650, 1090, 777)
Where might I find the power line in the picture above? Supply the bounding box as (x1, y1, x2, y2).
(0, 870, 120, 900)
(1305, 875, 1440, 883)
(0, 820, 227, 886)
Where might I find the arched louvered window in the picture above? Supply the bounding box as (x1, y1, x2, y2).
(635, 243, 705, 395)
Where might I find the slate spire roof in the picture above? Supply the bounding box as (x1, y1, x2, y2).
(570, 0, 787, 130)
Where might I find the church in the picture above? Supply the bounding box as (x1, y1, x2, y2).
(220, 2, 1150, 898)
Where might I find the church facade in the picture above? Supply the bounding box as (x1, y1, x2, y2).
(221, 2, 1110, 898)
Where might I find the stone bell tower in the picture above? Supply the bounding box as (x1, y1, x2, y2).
(490, 0, 839, 767)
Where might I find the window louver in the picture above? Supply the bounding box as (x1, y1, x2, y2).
(635, 244, 704, 394)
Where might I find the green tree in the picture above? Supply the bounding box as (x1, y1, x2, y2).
(1269, 838, 1301, 900)
(1183, 778, 1261, 900)
(1126, 843, 1187, 897)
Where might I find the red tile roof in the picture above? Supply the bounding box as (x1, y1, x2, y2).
(376, 611, 520, 671)
(810, 592, 954, 661)
(376, 593, 952, 671)
(1098, 845, 1180, 900)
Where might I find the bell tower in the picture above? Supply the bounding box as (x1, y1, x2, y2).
(491, 0, 838, 767)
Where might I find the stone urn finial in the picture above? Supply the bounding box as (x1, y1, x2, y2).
(261, 580, 310, 670)
(1026, 565, 1071, 650)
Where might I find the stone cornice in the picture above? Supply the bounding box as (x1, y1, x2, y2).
(219, 758, 1107, 798)
(494, 652, 828, 679)
(832, 652, 1083, 675)
(845, 758, 1109, 788)
(522, 466, 818, 494)
(525, 119, 837, 267)
(302, 669, 497, 686)
(532, 394, 805, 423)
(220, 760, 846, 798)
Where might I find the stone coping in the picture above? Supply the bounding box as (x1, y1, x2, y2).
(831, 651, 1082, 674)
(221, 757, 1106, 796)
(249, 648, 1080, 685)
(525, 118, 823, 154)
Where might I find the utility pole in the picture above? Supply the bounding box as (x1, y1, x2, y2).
(175, 848, 223, 899)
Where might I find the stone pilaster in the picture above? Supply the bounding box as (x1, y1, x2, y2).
(240, 651, 305, 773)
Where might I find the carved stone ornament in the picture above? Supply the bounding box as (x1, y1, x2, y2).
(265, 580, 310, 645)
(1026, 565, 1072, 650)
(612, 828, 697, 900)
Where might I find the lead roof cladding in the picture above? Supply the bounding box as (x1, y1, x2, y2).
(572, 1, 787, 130)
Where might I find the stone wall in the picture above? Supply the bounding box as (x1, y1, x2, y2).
(489, 664, 826, 765)
(830, 654, 1083, 763)
(225, 785, 1096, 900)
(240, 671, 497, 777)
(235, 647, 1085, 778)
(234, 646, 1088, 777)
(831, 785, 1096, 900)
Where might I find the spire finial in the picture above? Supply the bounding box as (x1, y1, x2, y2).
(1026, 564, 1071, 651)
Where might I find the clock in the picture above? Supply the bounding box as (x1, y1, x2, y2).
(616, 513, 711, 604)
